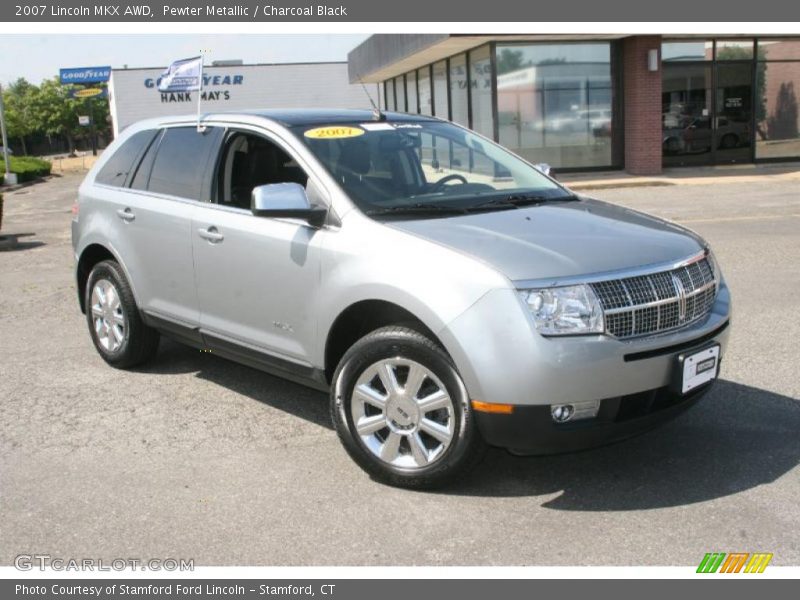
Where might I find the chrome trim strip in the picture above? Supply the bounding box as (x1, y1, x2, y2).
(602, 281, 716, 315)
(514, 249, 708, 289)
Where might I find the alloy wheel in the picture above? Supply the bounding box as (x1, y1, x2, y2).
(350, 358, 455, 469)
(90, 279, 125, 352)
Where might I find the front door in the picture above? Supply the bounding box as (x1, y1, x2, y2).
(192, 130, 325, 366)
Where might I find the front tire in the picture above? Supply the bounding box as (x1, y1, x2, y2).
(85, 260, 159, 369)
(330, 326, 486, 489)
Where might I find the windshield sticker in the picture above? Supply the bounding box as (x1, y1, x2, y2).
(360, 123, 395, 131)
(304, 126, 365, 139)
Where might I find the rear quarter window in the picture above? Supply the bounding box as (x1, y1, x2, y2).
(94, 130, 158, 187)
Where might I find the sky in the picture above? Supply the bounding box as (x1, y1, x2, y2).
(0, 34, 370, 85)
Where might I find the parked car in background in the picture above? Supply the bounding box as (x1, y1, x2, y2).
(72, 109, 731, 488)
(663, 115, 750, 154)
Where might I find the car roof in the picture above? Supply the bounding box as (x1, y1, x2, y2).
(232, 108, 438, 127)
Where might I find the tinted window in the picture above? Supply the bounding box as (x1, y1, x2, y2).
(148, 127, 222, 200)
(130, 129, 164, 190)
(95, 130, 158, 187)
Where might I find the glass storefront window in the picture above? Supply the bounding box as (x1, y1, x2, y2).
(394, 76, 406, 112)
(756, 61, 800, 159)
(386, 80, 396, 111)
(758, 39, 800, 61)
(418, 67, 432, 115)
(716, 40, 754, 60)
(383, 81, 390, 110)
(433, 61, 448, 119)
(469, 46, 494, 140)
(449, 54, 469, 127)
(406, 72, 418, 114)
(496, 42, 614, 168)
(662, 41, 713, 61)
(662, 64, 713, 166)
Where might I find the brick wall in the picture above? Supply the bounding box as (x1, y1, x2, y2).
(623, 36, 663, 175)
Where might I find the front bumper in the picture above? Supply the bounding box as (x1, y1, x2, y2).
(438, 279, 731, 452)
(475, 379, 713, 454)
(439, 280, 731, 407)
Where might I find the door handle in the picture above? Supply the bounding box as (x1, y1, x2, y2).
(197, 226, 224, 243)
(116, 208, 135, 222)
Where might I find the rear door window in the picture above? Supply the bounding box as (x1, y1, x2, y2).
(95, 129, 158, 187)
(147, 127, 223, 200)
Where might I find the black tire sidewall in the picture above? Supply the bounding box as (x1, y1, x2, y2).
(331, 327, 481, 487)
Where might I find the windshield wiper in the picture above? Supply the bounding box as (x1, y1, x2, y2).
(468, 193, 578, 211)
(364, 203, 469, 217)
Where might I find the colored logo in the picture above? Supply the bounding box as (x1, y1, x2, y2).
(697, 552, 773, 573)
(59, 66, 112, 84)
(73, 88, 105, 99)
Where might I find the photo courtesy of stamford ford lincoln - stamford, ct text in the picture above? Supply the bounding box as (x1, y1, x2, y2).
(0, 0, 798, 596)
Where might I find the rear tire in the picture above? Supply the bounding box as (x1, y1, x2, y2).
(330, 326, 486, 489)
(85, 260, 159, 369)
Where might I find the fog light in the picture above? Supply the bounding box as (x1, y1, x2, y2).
(551, 404, 574, 423)
(551, 400, 600, 423)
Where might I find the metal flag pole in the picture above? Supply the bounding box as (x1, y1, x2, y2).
(0, 83, 13, 184)
(196, 52, 204, 133)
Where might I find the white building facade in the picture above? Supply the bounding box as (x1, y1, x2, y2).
(108, 61, 379, 136)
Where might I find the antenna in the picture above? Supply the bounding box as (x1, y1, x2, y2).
(355, 71, 385, 121)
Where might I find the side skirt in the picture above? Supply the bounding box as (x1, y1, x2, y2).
(142, 312, 329, 393)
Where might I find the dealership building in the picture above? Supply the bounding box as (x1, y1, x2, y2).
(348, 35, 800, 174)
(108, 61, 379, 136)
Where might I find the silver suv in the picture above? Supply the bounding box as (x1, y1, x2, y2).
(72, 109, 731, 488)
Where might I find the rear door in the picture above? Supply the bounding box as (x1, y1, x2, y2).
(99, 125, 222, 328)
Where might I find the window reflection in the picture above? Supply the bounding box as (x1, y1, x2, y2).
(469, 46, 494, 140)
(496, 43, 613, 168)
(449, 54, 469, 127)
(418, 67, 432, 116)
(406, 72, 418, 114)
(757, 61, 800, 159)
(433, 61, 448, 119)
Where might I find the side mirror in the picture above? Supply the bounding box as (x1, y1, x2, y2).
(251, 183, 327, 227)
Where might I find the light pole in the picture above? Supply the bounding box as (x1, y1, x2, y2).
(0, 82, 15, 185)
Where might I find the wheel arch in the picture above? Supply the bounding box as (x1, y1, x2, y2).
(323, 299, 448, 384)
(76, 243, 136, 314)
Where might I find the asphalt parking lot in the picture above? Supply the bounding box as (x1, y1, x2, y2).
(1, 173, 798, 566)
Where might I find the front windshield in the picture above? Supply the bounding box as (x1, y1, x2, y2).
(294, 120, 571, 217)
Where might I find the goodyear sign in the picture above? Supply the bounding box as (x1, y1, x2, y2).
(59, 66, 112, 85)
(70, 88, 107, 99)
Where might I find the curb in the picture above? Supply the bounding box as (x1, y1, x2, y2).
(0, 175, 52, 193)
(567, 180, 676, 191)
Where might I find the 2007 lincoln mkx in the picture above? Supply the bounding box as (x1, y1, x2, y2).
(72, 109, 731, 488)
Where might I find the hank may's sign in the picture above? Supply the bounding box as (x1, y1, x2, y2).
(144, 73, 245, 103)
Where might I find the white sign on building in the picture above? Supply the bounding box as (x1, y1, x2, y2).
(108, 62, 379, 136)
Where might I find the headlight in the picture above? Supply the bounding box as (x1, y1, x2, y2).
(519, 284, 605, 336)
(706, 248, 721, 290)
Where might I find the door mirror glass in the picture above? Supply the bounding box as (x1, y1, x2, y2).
(251, 183, 327, 227)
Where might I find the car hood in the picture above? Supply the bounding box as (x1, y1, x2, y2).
(387, 198, 705, 282)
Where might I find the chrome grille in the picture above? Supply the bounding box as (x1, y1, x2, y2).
(591, 256, 716, 339)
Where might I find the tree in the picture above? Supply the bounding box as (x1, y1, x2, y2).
(768, 82, 799, 140)
(496, 49, 528, 75)
(33, 78, 89, 155)
(43, 79, 112, 155)
(2, 78, 39, 154)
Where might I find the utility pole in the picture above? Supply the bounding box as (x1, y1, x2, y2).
(0, 82, 15, 185)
